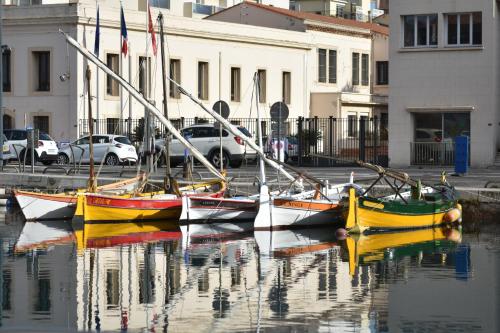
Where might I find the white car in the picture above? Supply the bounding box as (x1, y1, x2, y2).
(1, 134, 16, 165)
(3, 129, 59, 165)
(152, 124, 252, 168)
(57, 134, 138, 166)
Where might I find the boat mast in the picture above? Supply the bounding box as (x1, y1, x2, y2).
(61, 31, 225, 181)
(86, 65, 97, 192)
(254, 72, 266, 186)
(158, 12, 172, 191)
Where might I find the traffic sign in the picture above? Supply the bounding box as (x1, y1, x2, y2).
(212, 100, 230, 119)
(270, 102, 289, 122)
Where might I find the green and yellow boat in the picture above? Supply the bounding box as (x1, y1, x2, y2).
(345, 162, 462, 233)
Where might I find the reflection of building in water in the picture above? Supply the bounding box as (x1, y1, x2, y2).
(76, 241, 182, 332)
(0, 244, 78, 330)
(3, 223, 494, 332)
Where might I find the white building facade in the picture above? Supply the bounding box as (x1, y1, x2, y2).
(388, 0, 500, 167)
(1, 0, 387, 144)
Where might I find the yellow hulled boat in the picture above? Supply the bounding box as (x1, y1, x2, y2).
(73, 179, 226, 228)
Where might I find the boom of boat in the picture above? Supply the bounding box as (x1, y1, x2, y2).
(60, 30, 225, 181)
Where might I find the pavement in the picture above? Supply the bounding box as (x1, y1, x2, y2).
(1, 162, 500, 187)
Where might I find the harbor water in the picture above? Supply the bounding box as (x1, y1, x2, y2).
(0, 206, 498, 332)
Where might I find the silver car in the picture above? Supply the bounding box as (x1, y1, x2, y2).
(58, 134, 138, 166)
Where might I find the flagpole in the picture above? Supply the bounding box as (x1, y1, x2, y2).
(95, 1, 100, 134)
(119, 1, 124, 134)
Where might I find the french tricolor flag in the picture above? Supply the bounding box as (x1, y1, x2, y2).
(120, 5, 128, 57)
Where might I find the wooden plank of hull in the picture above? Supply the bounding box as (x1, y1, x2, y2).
(357, 206, 452, 230)
(83, 195, 182, 222)
(15, 191, 76, 221)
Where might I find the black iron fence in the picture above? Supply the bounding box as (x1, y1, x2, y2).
(79, 117, 388, 167)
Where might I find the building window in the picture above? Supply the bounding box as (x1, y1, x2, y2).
(230, 67, 241, 102)
(169, 59, 181, 99)
(318, 49, 337, 84)
(282, 71, 291, 105)
(414, 112, 470, 142)
(257, 69, 266, 103)
(352, 53, 360, 85)
(348, 114, 357, 137)
(32, 51, 50, 92)
(446, 13, 482, 46)
(376, 61, 388, 85)
(403, 14, 438, 47)
(2, 49, 11, 92)
(106, 53, 119, 96)
(106, 118, 119, 134)
(198, 61, 209, 100)
(33, 115, 49, 134)
(138, 56, 151, 98)
(328, 50, 337, 83)
(153, 0, 169, 9)
(361, 54, 369, 86)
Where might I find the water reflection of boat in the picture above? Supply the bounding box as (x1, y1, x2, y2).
(255, 227, 339, 257)
(74, 220, 181, 250)
(344, 227, 462, 275)
(14, 220, 74, 252)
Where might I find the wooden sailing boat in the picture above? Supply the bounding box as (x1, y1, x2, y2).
(345, 161, 462, 233)
(14, 66, 145, 221)
(62, 19, 227, 226)
(178, 73, 363, 230)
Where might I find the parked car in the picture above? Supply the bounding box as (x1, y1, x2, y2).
(263, 136, 298, 163)
(57, 134, 138, 166)
(3, 129, 59, 165)
(1, 134, 16, 165)
(148, 124, 251, 168)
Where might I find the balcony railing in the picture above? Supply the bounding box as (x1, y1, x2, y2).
(410, 142, 455, 166)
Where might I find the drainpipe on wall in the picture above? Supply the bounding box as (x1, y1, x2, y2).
(370, 32, 375, 116)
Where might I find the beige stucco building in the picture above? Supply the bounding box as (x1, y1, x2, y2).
(1, 0, 387, 143)
(388, 0, 500, 167)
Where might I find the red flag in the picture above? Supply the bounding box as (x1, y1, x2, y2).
(148, 5, 157, 56)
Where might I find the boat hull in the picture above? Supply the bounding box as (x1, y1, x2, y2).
(83, 194, 182, 223)
(180, 196, 258, 222)
(15, 191, 77, 221)
(255, 197, 342, 230)
(349, 191, 462, 232)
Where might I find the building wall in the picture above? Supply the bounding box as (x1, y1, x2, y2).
(388, 0, 499, 167)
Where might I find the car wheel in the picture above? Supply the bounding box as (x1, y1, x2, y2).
(209, 150, 229, 169)
(57, 154, 70, 165)
(104, 153, 119, 166)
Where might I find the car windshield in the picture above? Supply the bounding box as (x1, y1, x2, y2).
(1, 134, 7, 142)
(114, 136, 132, 145)
(39, 133, 52, 141)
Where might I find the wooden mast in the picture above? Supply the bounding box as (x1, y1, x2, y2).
(86, 65, 97, 192)
(158, 12, 172, 191)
